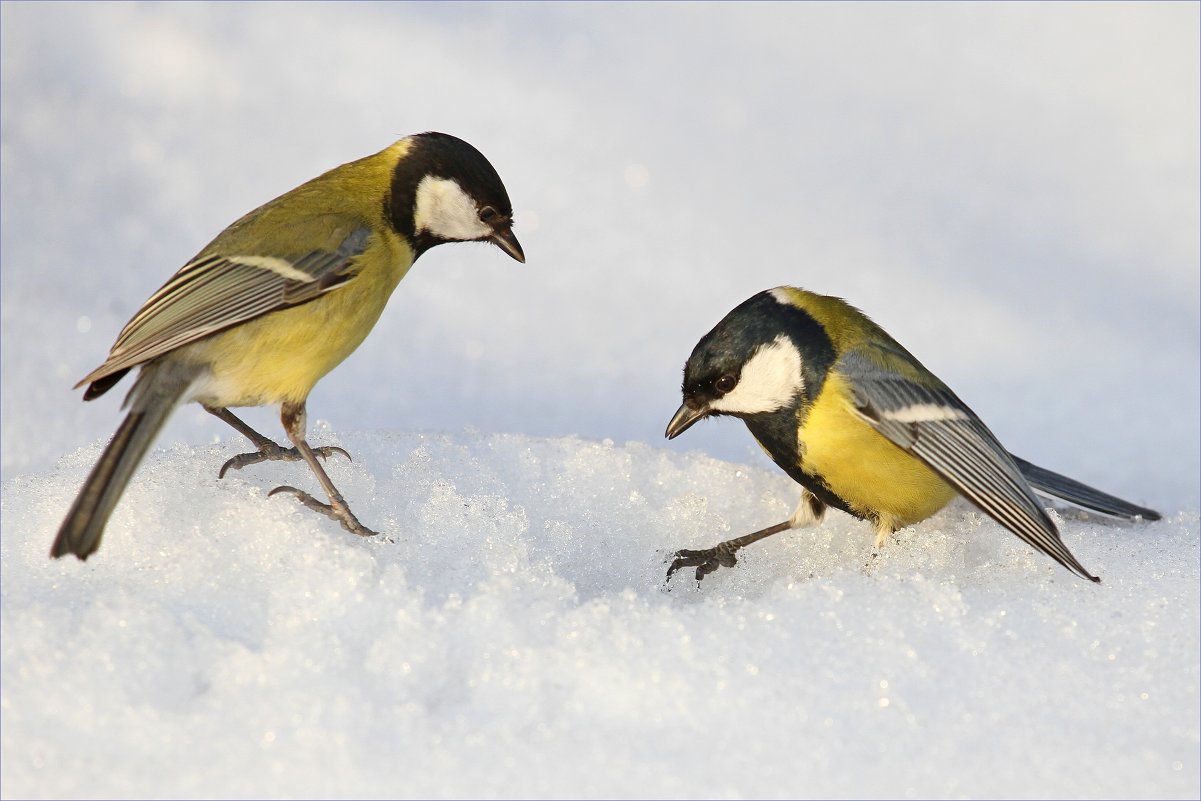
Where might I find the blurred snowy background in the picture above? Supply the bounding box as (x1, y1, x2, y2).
(2, 2, 1197, 798)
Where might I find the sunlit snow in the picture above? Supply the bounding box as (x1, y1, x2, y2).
(2, 3, 1197, 799)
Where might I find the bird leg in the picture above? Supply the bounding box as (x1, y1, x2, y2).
(206, 405, 351, 478)
(666, 491, 826, 583)
(666, 520, 793, 582)
(266, 402, 378, 537)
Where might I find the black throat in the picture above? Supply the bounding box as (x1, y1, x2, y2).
(743, 408, 858, 519)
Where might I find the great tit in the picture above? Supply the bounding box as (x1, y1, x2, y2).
(52, 132, 524, 560)
(665, 287, 1160, 584)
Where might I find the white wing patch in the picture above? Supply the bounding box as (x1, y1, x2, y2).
(225, 255, 316, 283)
(413, 176, 491, 241)
(710, 335, 804, 415)
(880, 404, 970, 423)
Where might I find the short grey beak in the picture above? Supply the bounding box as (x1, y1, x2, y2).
(665, 401, 709, 440)
(490, 227, 525, 263)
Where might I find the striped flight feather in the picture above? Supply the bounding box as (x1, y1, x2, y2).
(901, 421, 1093, 579)
(847, 363, 1095, 580)
(85, 226, 372, 384)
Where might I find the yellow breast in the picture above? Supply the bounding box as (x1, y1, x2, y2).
(800, 372, 957, 532)
(176, 139, 419, 408)
(188, 229, 412, 407)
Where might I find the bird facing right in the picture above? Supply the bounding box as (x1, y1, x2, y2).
(52, 132, 523, 561)
(665, 287, 1161, 584)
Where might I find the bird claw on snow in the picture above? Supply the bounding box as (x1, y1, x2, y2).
(267, 485, 379, 538)
(218, 443, 352, 479)
(665, 545, 738, 584)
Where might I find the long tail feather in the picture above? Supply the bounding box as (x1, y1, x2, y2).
(1011, 455, 1161, 521)
(52, 368, 191, 560)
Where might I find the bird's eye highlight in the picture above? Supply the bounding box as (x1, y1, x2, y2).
(478, 206, 498, 223)
(715, 374, 738, 394)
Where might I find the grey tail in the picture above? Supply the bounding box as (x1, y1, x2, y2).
(51, 367, 191, 560)
(1011, 454, 1162, 522)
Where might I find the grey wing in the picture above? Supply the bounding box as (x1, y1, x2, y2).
(839, 348, 1099, 582)
(79, 225, 372, 390)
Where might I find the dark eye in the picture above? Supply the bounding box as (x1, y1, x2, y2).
(478, 206, 498, 223)
(715, 374, 737, 394)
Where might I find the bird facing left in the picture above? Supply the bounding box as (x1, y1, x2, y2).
(51, 132, 525, 560)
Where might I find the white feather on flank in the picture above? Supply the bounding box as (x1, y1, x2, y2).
(709, 335, 804, 415)
(881, 404, 970, 423)
(225, 255, 316, 283)
(787, 490, 825, 529)
(413, 176, 492, 241)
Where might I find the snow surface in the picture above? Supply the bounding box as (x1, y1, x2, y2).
(2, 3, 1198, 799)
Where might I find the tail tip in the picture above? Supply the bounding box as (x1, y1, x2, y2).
(50, 536, 92, 561)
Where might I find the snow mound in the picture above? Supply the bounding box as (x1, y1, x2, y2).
(3, 431, 1196, 798)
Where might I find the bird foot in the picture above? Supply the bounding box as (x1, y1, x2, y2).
(219, 443, 351, 478)
(267, 485, 379, 537)
(665, 545, 738, 584)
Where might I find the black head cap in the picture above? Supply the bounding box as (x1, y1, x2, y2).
(387, 132, 523, 261)
(683, 290, 835, 409)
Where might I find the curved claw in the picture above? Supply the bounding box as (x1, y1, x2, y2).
(219, 444, 352, 479)
(317, 445, 352, 462)
(267, 485, 379, 537)
(220, 452, 263, 479)
(665, 546, 738, 584)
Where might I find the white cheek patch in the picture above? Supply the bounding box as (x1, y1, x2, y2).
(413, 176, 492, 241)
(709, 335, 804, 415)
(881, 404, 969, 423)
